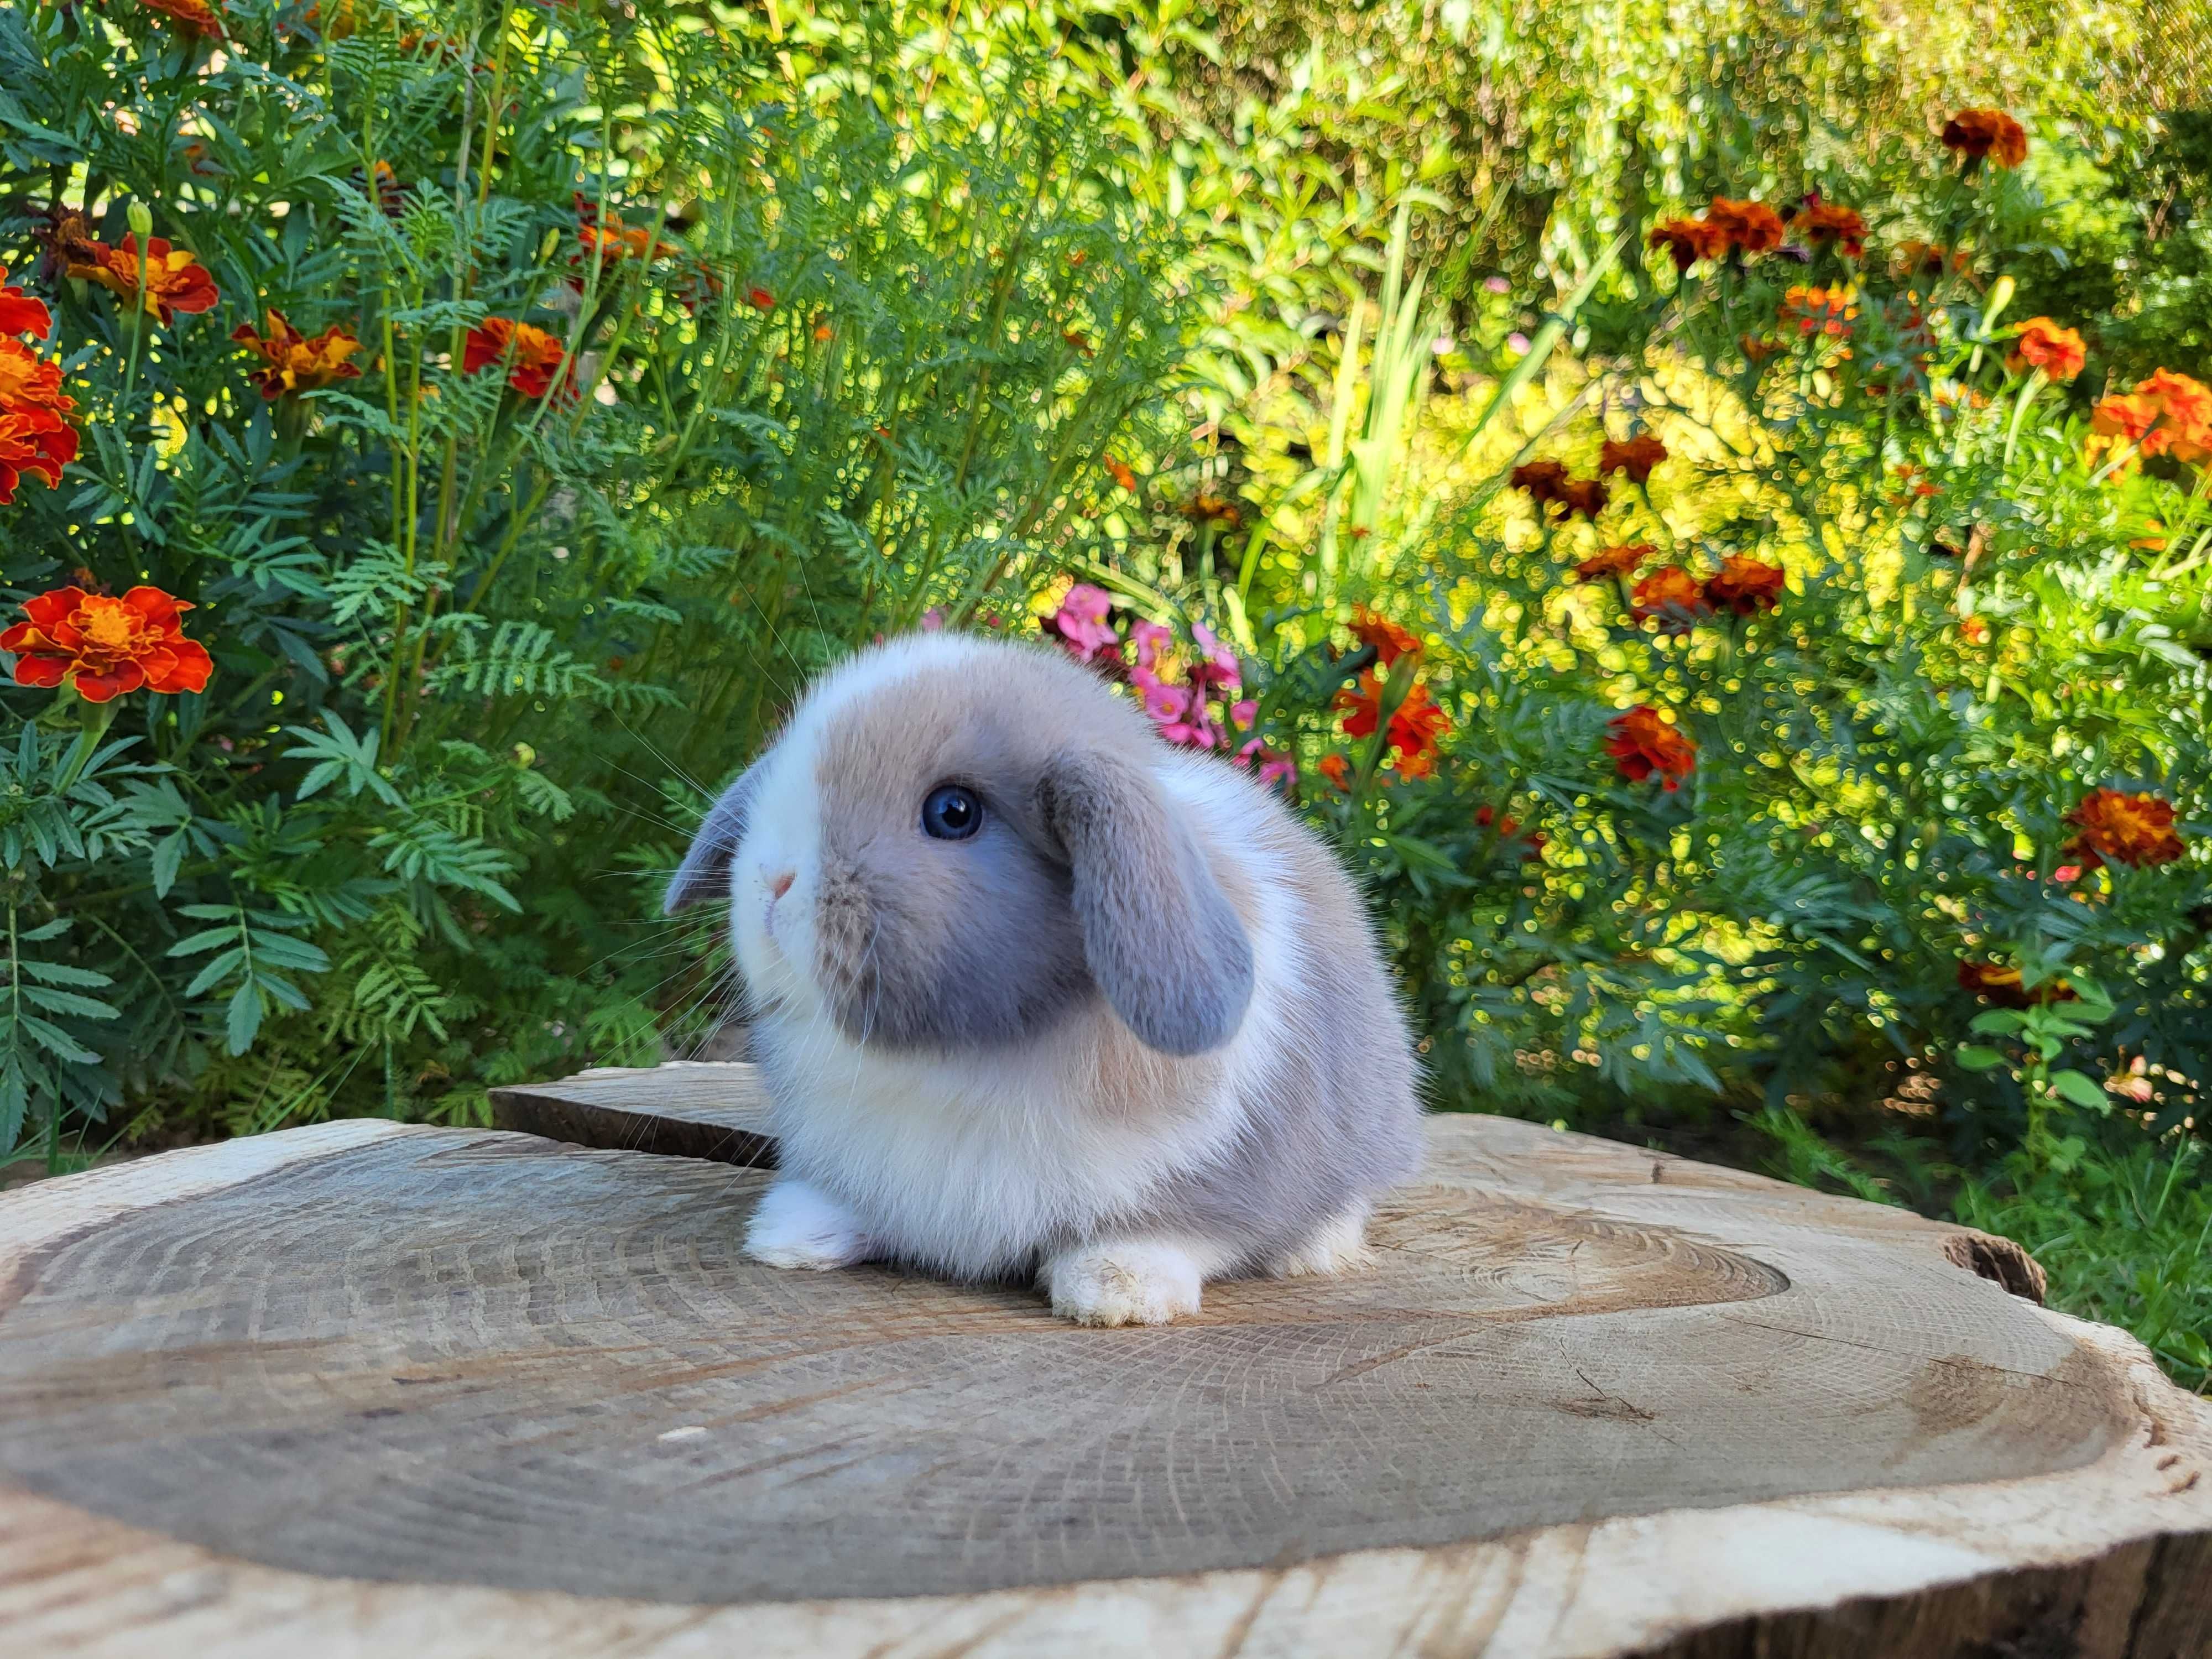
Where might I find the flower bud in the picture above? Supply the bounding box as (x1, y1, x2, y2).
(128, 200, 154, 237)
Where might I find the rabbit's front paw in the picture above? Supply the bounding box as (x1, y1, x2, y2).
(745, 1176, 876, 1270)
(1046, 1240, 1204, 1327)
(1269, 1201, 1375, 1277)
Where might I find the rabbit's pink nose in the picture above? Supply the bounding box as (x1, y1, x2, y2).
(766, 868, 795, 901)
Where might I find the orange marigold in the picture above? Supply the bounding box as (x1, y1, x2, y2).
(135, 0, 225, 38)
(1575, 543, 1651, 581)
(1599, 433, 1667, 483)
(1510, 458, 1573, 508)
(1334, 670, 1452, 780)
(1703, 554, 1786, 614)
(2063, 788, 2185, 870)
(1707, 197, 1785, 255)
(67, 234, 220, 325)
(1957, 960, 2075, 1008)
(2006, 317, 2086, 382)
(1648, 217, 1726, 272)
(0, 267, 51, 339)
(0, 586, 212, 702)
(0, 338, 79, 504)
(1348, 604, 1422, 666)
(1557, 476, 1609, 520)
(1892, 241, 1969, 281)
(1105, 457, 1136, 492)
(1316, 752, 1353, 791)
(1781, 284, 1858, 337)
(462, 317, 568, 399)
(231, 310, 364, 400)
(1941, 108, 2028, 169)
(574, 195, 676, 270)
(1605, 705, 1697, 790)
(1631, 565, 1710, 622)
(1791, 200, 1867, 259)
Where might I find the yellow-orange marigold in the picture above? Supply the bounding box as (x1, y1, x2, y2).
(2063, 788, 2185, 870)
(0, 338, 79, 505)
(67, 234, 220, 325)
(2007, 317, 2086, 382)
(1707, 197, 1785, 255)
(462, 317, 568, 399)
(0, 586, 212, 702)
(1575, 543, 1651, 581)
(1631, 565, 1710, 622)
(1648, 217, 1726, 271)
(1348, 604, 1422, 666)
(1941, 108, 2028, 169)
(231, 310, 364, 400)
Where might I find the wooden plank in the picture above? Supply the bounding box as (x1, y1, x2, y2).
(1, 1067, 2205, 1657)
(489, 1061, 777, 1166)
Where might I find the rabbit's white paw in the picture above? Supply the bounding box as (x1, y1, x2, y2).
(745, 1177, 876, 1270)
(1046, 1240, 1205, 1326)
(1269, 1201, 1375, 1277)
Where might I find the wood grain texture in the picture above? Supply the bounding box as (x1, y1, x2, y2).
(1, 1065, 2205, 1658)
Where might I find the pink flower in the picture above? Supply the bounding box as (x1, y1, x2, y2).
(1235, 737, 1296, 788)
(1230, 698, 1257, 727)
(1188, 622, 1241, 692)
(920, 607, 946, 633)
(1129, 618, 1173, 671)
(1047, 582, 1118, 663)
(1131, 665, 1219, 749)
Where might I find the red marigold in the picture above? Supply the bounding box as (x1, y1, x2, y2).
(0, 268, 52, 339)
(2006, 317, 2085, 382)
(1792, 200, 1867, 259)
(1704, 554, 1786, 614)
(462, 316, 568, 399)
(745, 286, 775, 311)
(0, 586, 212, 702)
(2063, 788, 2185, 870)
(1605, 705, 1697, 790)
(1707, 197, 1785, 255)
(1648, 217, 1726, 272)
(1599, 433, 1667, 484)
(1575, 543, 1651, 581)
(1475, 804, 1547, 861)
(1941, 108, 2028, 169)
(1631, 565, 1710, 622)
(1335, 670, 1452, 780)
(1348, 604, 1422, 666)
(231, 310, 364, 400)
(1510, 458, 1572, 508)
(66, 234, 220, 325)
(135, 0, 225, 38)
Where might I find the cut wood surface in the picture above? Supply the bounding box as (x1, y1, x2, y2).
(1, 1063, 2205, 1658)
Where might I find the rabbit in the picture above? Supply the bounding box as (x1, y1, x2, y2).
(664, 630, 1422, 1325)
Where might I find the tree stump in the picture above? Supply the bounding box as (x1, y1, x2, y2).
(2, 1063, 2206, 1658)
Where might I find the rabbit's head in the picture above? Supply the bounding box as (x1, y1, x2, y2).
(666, 633, 1254, 1057)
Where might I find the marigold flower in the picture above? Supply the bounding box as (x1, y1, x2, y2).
(2006, 317, 2085, 382)
(231, 310, 364, 400)
(1781, 284, 1858, 337)
(462, 317, 568, 399)
(1941, 108, 2028, 169)
(1892, 241, 1968, 281)
(2064, 788, 2185, 870)
(573, 195, 676, 271)
(1335, 670, 1451, 780)
(1605, 705, 1697, 790)
(1105, 457, 1136, 492)
(1317, 752, 1353, 791)
(1631, 565, 1710, 622)
(1575, 543, 1651, 581)
(0, 339, 79, 504)
(1707, 197, 1785, 255)
(134, 0, 225, 38)
(1599, 434, 1667, 484)
(1349, 604, 1422, 666)
(1557, 477, 1609, 519)
(1475, 803, 1547, 860)
(1740, 332, 1785, 363)
(363, 160, 405, 218)
(745, 286, 775, 311)
(1704, 554, 1786, 614)
(1791, 200, 1867, 259)
(0, 268, 52, 339)
(1648, 217, 1726, 272)
(1182, 492, 1241, 530)
(67, 234, 220, 325)
(1510, 458, 1572, 509)
(1, 586, 212, 702)
(1957, 959, 2075, 1007)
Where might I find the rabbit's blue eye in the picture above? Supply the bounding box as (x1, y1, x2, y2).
(921, 784, 982, 841)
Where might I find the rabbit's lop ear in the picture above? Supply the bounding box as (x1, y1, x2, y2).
(665, 761, 763, 914)
(1039, 752, 1254, 1056)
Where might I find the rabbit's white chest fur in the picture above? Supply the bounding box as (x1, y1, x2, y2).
(755, 1026, 1250, 1277)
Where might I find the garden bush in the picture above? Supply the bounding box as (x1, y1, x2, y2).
(1, 1, 2204, 1384)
